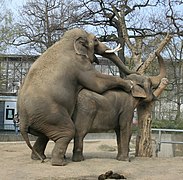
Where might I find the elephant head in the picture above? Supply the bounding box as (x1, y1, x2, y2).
(126, 53, 166, 102)
(64, 28, 136, 75)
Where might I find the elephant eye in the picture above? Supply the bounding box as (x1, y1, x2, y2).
(137, 83, 144, 88)
(94, 37, 98, 45)
(89, 41, 94, 47)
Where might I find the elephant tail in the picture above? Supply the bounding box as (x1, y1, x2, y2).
(19, 120, 44, 163)
(21, 131, 44, 163)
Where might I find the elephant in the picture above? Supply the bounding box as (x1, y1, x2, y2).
(17, 28, 136, 166)
(72, 53, 166, 162)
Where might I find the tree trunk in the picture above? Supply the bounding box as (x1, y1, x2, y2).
(112, 4, 172, 157)
(175, 63, 182, 122)
(136, 78, 169, 157)
(136, 102, 153, 157)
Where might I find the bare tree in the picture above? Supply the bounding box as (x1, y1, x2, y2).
(10, 0, 183, 55)
(12, 0, 87, 54)
(165, 0, 183, 36)
(80, 0, 178, 156)
(79, 0, 182, 76)
(0, 0, 15, 92)
(165, 38, 183, 121)
(0, 0, 14, 53)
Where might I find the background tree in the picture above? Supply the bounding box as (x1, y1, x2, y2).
(0, 0, 14, 53)
(157, 38, 183, 124)
(11, 0, 90, 54)
(169, 39, 183, 122)
(80, 0, 182, 59)
(0, 0, 15, 92)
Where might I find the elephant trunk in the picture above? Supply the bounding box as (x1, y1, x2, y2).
(149, 53, 166, 89)
(103, 53, 136, 75)
(95, 42, 135, 75)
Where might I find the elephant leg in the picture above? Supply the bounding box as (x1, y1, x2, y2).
(45, 116, 75, 166)
(28, 128, 49, 160)
(72, 107, 95, 162)
(51, 134, 74, 166)
(116, 117, 132, 161)
(31, 134, 49, 160)
(115, 128, 122, 158)
(72, 132, 85, 162)
(116, 131, 130, 161)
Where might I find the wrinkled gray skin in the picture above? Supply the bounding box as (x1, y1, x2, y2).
(17, 28, 135, 166)
(72, 54, 166, 162)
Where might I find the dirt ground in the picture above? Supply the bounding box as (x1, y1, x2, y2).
(0, 139, 183, 180)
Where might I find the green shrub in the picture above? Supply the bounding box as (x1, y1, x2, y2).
(152, 119, 183, 129)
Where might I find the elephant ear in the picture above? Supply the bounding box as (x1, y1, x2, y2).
(74, 37, 89, 58)
(131, 84, 147, 98)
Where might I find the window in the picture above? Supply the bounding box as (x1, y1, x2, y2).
(6, 109, 15, 120)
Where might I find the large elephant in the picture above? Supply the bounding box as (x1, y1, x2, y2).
(72, 53, 166, 162)
(17, 28, 136, 166)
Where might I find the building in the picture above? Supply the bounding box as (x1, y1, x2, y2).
(0, 54, 117, 130)
(0, 54, 182, 130)
(0, 95, 17, 130)
(0, 54, 37, 93)
(0, 54, 37, 130)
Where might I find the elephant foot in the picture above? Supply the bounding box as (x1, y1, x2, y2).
(51, 158, 66, 166)
(72, 153, 84, 162)
(31, 152, 46, 160)
(116, 155, 129, 162)
(51, 146, 67, 166)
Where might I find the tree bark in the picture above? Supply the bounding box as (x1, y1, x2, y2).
(136, 102, 153, 157)
(112, 5, 143, 69)
(136, 78, 169, 157)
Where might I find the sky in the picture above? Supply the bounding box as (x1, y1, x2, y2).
(3, 0, 183, 55)
(5, 0, 25, 16)
(7, 0, 25, 7)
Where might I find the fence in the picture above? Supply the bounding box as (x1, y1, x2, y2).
(0, 123, 16, 131)
(151, 128, 183, 156)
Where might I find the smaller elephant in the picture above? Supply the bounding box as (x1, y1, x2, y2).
(72, 53, 166, 162)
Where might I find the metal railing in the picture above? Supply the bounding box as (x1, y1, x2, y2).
(0, 124, 16, 131)
(151, 128, 183, 156)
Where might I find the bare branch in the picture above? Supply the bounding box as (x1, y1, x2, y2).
(112, 5, 136, 52)
(153, 78, 169, 97)
(137, 33, 173, 74)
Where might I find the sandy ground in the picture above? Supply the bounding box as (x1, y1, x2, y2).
(0, 138, 183, 180)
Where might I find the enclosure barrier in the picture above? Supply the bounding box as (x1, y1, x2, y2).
(151, 128, 183, 156)
(0, 124, 15, 131)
